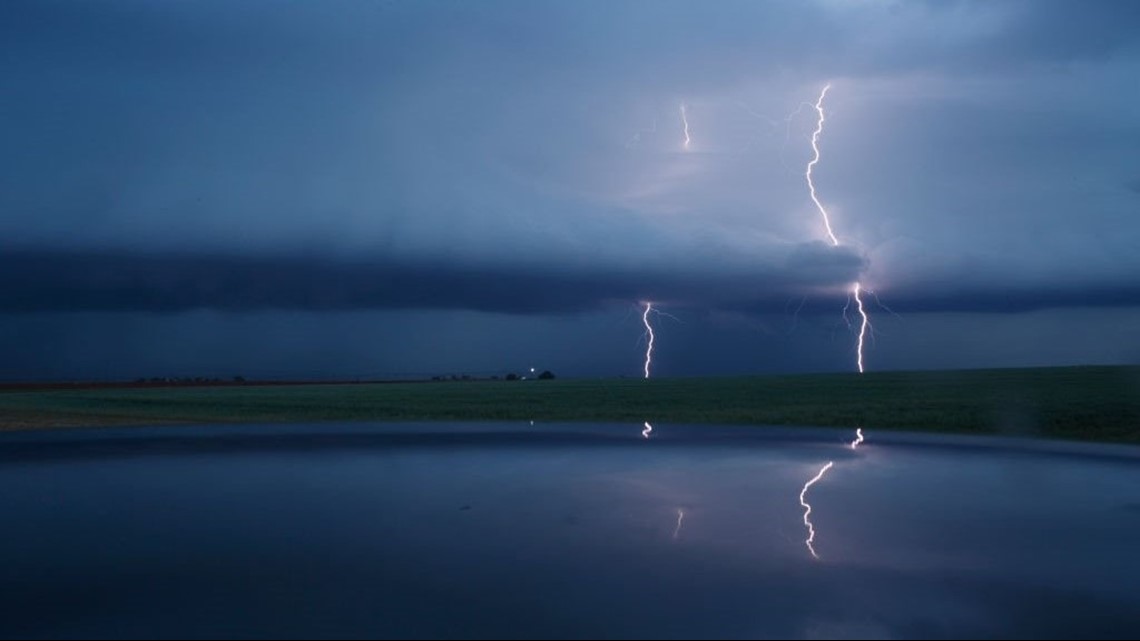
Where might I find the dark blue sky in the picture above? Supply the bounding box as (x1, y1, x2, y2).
(2, 0, 1139, 380)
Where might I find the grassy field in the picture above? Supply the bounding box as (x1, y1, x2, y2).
(1, 366, 1138, 443)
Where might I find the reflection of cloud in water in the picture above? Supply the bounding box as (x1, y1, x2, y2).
(0, 423, 1137, 638)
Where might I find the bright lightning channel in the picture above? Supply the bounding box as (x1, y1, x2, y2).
(640, 302, 658, 439)
(642, 302, 656, 379)
(680, 103, 691, 151)
(799, 461, 834, 560)
(804, 83, 872, 375)
(673, 508, 685, 540)
(850, 427, 864, 449)
(806, 85, 839, 247)
(852, 283, 870, 375)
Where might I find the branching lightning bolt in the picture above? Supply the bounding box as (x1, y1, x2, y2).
(852, 283, 870, 374)
(642, 302, 656, 379)
(680, 103, 691, 151)
(737, 99, 815, 162)
(799, 461, 834, 560)
(799, 88, 869, 559)
(804, 83, 874, 376)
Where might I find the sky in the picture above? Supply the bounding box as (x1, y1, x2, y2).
(2, 0, 1139, 380)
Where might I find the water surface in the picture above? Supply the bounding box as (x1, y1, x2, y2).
(0, 422, 1137, 639)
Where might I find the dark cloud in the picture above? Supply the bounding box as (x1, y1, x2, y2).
(1, 1, 1138, 377)
(3, 247, 1133, 316)
(0, 246, 865, 315)
(6, 1, 1138, 94)
(990, 0, 1140, 62)
(745, 282, 1140, 315)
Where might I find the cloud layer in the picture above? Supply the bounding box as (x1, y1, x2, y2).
(1, 1, 1138, 377)
(3, 247, 1135, 316)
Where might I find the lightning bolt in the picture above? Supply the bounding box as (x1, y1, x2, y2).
(806, 85, 839, 247)
(852, 283, 870, 375)
(799, 461, 834, 560)
(680, 103, 691, 151)
(799, 87, 873, 558)
(640, 302, 658, 439)
(737, 99, 815, 161)
(642, 302, 656, 379)
(804, 83, 874, 376)
(673, 508, 685, 540)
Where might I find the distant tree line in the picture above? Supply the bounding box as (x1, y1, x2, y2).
(133, 375, 247, 385)
(431, 371, 556, 382)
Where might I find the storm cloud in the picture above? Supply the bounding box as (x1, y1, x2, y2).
(2, 247, 1136, 316)
(0, 244, 865, 314)
(1, 0, 1138, 378)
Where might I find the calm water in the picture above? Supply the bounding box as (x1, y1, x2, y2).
(0, 422, 1138, 639)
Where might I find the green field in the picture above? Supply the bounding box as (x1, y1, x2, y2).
(1, 366, 1138, 443)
